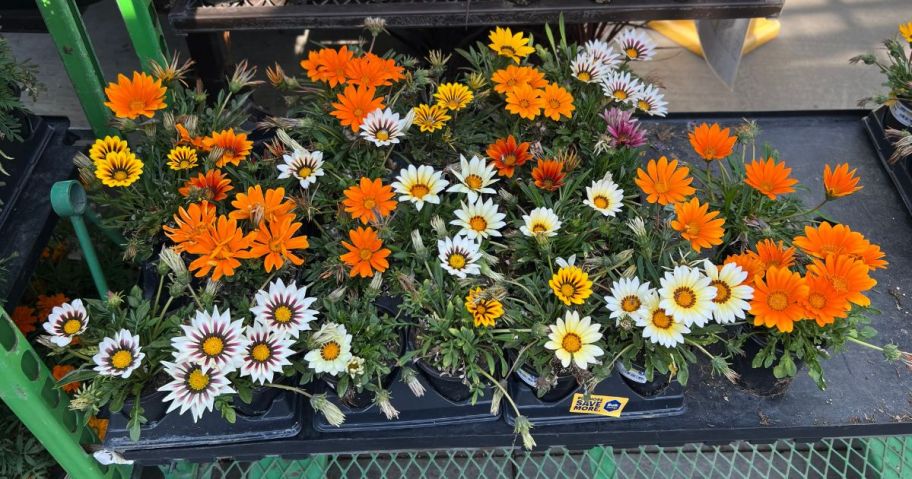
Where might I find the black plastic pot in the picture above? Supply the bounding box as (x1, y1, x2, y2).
(514, 365, 578, 403)
(234, 385, 284, 417)
(616, 361, 671, 397)
(884, 100, 912, 131)
(864, 107, 912, 219)
(730, 334, 800, 398)
(413, 357, 473, 403)
(121, 390, 170, 425)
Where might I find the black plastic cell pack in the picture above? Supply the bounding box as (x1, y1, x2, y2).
(862, 107, 912, 218)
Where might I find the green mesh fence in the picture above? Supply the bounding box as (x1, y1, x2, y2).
(151, 436, 912, 478)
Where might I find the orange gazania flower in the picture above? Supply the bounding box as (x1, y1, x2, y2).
(229, 185, 296, 225)
(176, 123, 206, 149)
(52, 365, 80, 394)
(792, 222, 887, 271)
(203, 129, 253, 167)
(754, 239, 796, 273)
(36, 293, 69, 319)
(806, 254, 876, 307)
(541, 83, 575, 121)
(744, 157, 798, 200)
(688, 123, 736, 161)
(491, 65, 547, 94)
(300, 46, 354, 87)
(855, 241, 888, 271)
(179, 169, 234, 202)
(103, 72, 167, 119)
(505, 83, 544, 120)
(724, 252, 765, 285)
(486, 135, 532, 178)
(670, 197, 725, 252)
(340, 226, 391, 278)
(163, 201, 217, 252)
(247, 215, 310, 272)
(823, 163, 862, 199)
(11, 305, 37, 334)
(186, 215, 256, 281)
(750, 266, 809, 333)
(531, 159, 566, 191)
(331, 85, 385, 132)
(803, 272, 851, 327)
(635, 156, 695, 205)
(342, 177, 397, 224)
(345, 53, 403, 88)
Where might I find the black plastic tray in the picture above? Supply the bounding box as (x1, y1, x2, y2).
(862, 107, 912, 218)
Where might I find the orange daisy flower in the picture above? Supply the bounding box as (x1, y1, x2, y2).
(670, 197, 725, 252)
(750, 266, 809, 333)
(744, 157, 798, 200)
(176, 123, 206, 149)
(229, 185, 296, 225)
(163, 201, 217, 252)
(688, 123, 736, 161)
(724, 252, 765, 285)
(754, 239, 796, 273)
(11, 305, 37, 334)
(36, 293, 70, 319)
(855, 241, 888, 271)
(340, 226, 391, 278)
(823, 163, 862, 199)
(300, 46, 354, 87)
(491, 65, 547, 94)
(802, 272, 851, 327)
(541, 83, 575, 121)
(331, 85, 385, 132)
(52, 365, 80, 394)
(103, 71, 167, 119)
(247, 215, 310, 272)
(179, 169, 233, 202)
(342, 177, 397, 224)
(806, 254, 876, 307)
(505, 83, 544, 120)
(792, 222, 864, 261)
(186, 215, 256, 281)
(345, 53, 403, 88)
(486, 135, 532, 178)
(531, 159, 566, 191)
(635, 156, 696, 205)
(203, 129, 253, 167)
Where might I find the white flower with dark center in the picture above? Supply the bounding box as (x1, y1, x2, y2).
(702, 260, 754, 324)
(239, 323, 295, 385)
(250, 279, 318, 339)
(392, 164, 449, 211)
(158, 360, 235, 422)
(658, 265, 717, 328)
(634, 291, 690, 348)
(520, 207, 562, 237)
(277, 148, 324, 189)
(171, 306, 244, 372)
(304, 322, 353, 376)
(584, 177, 624, 217)
(43, 299, 89, 347)
(633, 84, 668, 117)
(93, 329, 145, 378)
(359, 108, 415, 146)
(615, 28, 657, 61)
(544, 310, 604, 370)
(446, 154, 499, 202)
(583, 39, 621, 69)
(451, 198, 506, 240)
(438, 235, 482, 278)
(570, 52, 611, 84)
(604, 277, 652, 324)
(600, 71, 644, 105)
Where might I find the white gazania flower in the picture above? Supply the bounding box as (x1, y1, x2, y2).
(600, 71, 644, 104)
(304, 322, 353, 376)
(93, 329, 145, 378)
(703, 260, 754, 324)
(438, 235, 482, 278)
(615, 28, 657, 61)
(359, 108, 415, 146)
(250, 279, 318, 339)
(347, 356, 366, 377)
(583, 39, 622, 69)
(43, 299, 89, 347)
(544, 310, 604, 370)
(520, 207, 562, 237)
(451, 198, 506, 240)
(239, 323, 295, 385)
(658, 266, 717, 328)
(277, 148, 325, 189)
(570, 52, 611, 84)
(158, 360, 235, 422)
(604, 277, 652, 324)
(633, 84, 668, 117)
(446, 154, 499, 202)
(392, 164, 449, 211)
(634, 292, 690, 348)
(584, 177, 624, 217)
(171, 306, 245, 372)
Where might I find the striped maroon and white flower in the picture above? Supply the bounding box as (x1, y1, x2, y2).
(239, 323, 294, 385)
(614, 28, 656, 61)
(42, 299, 89, 347)
(158, 360, 235, 422)
(93, 329, 145, 378)
(250, 279, 318, 339)
(171, 306, 244, 372)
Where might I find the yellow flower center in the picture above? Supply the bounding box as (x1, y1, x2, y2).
(359, 248, 374, 260)
(613, 90, 628, 100)
(652, 309, 673, 329)
(187, 369, 210, 392)
(297, 166, 313, 178)
(562, 333, 582, 353)
(375, 130, 390, 141)
(353, 108, 363, 117)
(519, 99, 530, 108)
(410, 183, 430, 199)
(500, 46, 516, 56)
(673, 287, 696, 308)
(685, 223, 701, 236)
(767, 291, 789, 311)
(593, 196, 610, 209)
(111, 350, 133, 369)
(113, 169, 129, 181)
(830, 277, 848, 293)
(465, 175, 484, 190)
(180, 160, 191, 168)
(251, 343, 272, 362)
(653, 180, 669, 193)
(202, 336, 225, 357)
(560, 283, 576, 298)
(577, 72, 591, 82)
(621, 295, 641, 312)
(503, 154, 516, 166)
(637, 100, 650, 111)
(63, 318, 82, 335)
(448, 253, 466, 269)
(626, 48, 639, 59)
(475, 304, 487, 316)
(274, 305, 293, 324)
(363, 199, 377, 209)
(448, 100, 460, 109)
(711, 280, 732, 304)
(532, 223, 547, 233)
(469, 216, 487, 232)
(321, 341, 341, 361)
(129, 100, 146, 112)
(549, 98, 561, 109)
(808, 292, 827, 310)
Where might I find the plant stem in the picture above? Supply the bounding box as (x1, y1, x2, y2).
(151, 274, 165, 318)
(264, 383, 314, 398)
(847, 336, 884, 352)
(477, 369, 521, 418)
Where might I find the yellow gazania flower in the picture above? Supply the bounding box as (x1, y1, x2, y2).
(548, 266, 593, 306)
(412, 103, 451, 132)
(95, 151, 143, 187)
(900, 21, 912, 43)
(88, 136, 130, 165)
(488, 27, 535, 63)
(465, 287, 504, 327)
(167, 146, 199, 171)
(434, 83, 474, 111)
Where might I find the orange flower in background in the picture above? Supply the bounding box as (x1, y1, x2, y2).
(203, 129, 253, 167)
(754, 239, 796, 273)
(247, 215, 310, 272)
(744, 157, 798, 200)
(331, 85, 385, 132)
(487, 135, 532, 178)
(688, 123, 736, 161)
(11, 305, 37, 334)
(531, 159, 566, 191)
(340, 226, 391, 278)
(36, 293, 69, 319)
(807, 254, 876, 307)
(176, 123, 206, 149)
(541, 83, 575, 121)
(87, 417, 109, 441)
(163, 201, 216, 252)
(186, 216, 256, 281)
(300, 46, 354, 87)
(750, 266, 809, 333)
(345, 53, 403, 88)
(635, 156, 695, 205)
(343, 177, 397, 224)
(791, 222, 888, 272)
(491, 65, 547, 94)
(103, 71, 167, 119)
(803, 273, 851, 327)
(179, 169, 234, 202)
(230, 185, 295, 225)
(505, 83, 544, 120)
(823, 163, 862, 199)
(724, 252, 765, 285)
(856, 241, 888, 271)
(52, 365, 80, 394)
(670, 197, 725, 252)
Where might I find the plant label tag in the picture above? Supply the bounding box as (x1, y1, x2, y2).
(568, 393, 629, 417)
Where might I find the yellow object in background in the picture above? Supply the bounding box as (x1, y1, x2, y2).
(648, 18, 781, 56)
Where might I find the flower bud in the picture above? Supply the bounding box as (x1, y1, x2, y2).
(513, 416, 537, 450)
(310, 394, 346, 427)
(374, 389, 400, 420)
(401, 367, 426, 397)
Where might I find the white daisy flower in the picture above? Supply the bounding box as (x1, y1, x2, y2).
(519, 207, 562, 237)
(446, 154, 499, 202)
(42, 299, 88, 347)
(392, 164, 449, 211)
(544, 310, 604, 370)
(583, 39, 621, 69)
(250, 279, 318, 339)
(615, 28, 657, 61)
(438, 235, 482, 278)
(347, 356, 365, 377)
(658, 266, 717, 328)
(703, 260, 754, 324)
(93, 329, 145, 378)
(171, 306, 245, 372)
(570, 52, 611, 84)
(634, 292, 690, 348)
(158, 360, 235, 422)
(600, 71, 644, 104)
(277, 148, 324, 189)
(604, 277, 652, 324)
(555, 255, 577, 268)
(304, 322, 353, 376)
(633, 84, 668, 117)
(239, 323, 295, 385)
(451, 198, 506, 240)
(584, 177, 624, 217)
(359, 108, 415, 146)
